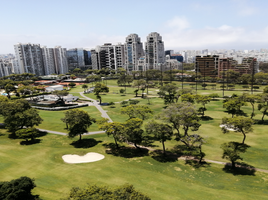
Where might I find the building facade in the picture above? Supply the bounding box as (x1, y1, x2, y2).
(124, 34, 144, 72)
(195, 55, 219, 79)
(14, 43, 45, 76)
(91, 43, 125, 70)
(145, 32, 165, 70)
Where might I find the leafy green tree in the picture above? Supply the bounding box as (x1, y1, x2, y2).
(65, 183, 150, 200)
(98, 119, 125, 148)
(223, 97, 246, 118)
(86, 75, 101, 84)
(221, 142, 250, 169)
(124, 118, 144, 148)
(175, 88, 193, 103)
(82, 84, 88, 92)
(68, 82, 76, 88)
(145, 120, 173, 155)
(0, 99, 43, 133)
(52, 90, 69, 103)
(238, 74, 251, 84)
(119, 89, 125, 94)
(181, 93, 195, 103)
(221, 116, 254, 144)
(15, 127, 39, 142)
(258, 93, 268, 122)
(0, 176, 38, 200)
(70, 74, 76, 79)
(62, 109, 96, 141)
(159, 102, 200, 139)
(159, 83, 178, 104)
(134, 89, 139, 97)
(96, 94, 102, 104)
(17, 85, 34, 96)
(121, 105, 153, 120)
(254, 72, 268, 84)
(93, 83, 109, 95)
(241, 93, 260, 119)
(132, 79, 146, 91)
(209, 93, 219, 100)
(195, 95, 211, 116)
(4, 83, 15, 99)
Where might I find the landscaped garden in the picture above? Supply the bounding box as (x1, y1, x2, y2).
(1, 79, 268, 199)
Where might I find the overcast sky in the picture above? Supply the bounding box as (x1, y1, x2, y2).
(1, 0, 268, 54)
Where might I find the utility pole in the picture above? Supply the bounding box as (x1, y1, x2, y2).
(195, 62, 198, 93)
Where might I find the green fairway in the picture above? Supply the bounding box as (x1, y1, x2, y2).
(36, 106, 103, 133)
(2, 80, 268, 199)
(1, 132, 268, 200)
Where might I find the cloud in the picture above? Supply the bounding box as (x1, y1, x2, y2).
(232, 0, 258, 16)
(162, 16, 268, 50)
(166, 16, 190, 31)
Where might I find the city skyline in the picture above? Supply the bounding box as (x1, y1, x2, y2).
(1, 0, 268, 54)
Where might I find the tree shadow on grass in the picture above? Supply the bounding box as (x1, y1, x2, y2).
(254, 119, 268, 125)
(70, 138, 102, 148)
(103, 143, 149, 158)
(8, 129, 48, 140)
(20, 139, 41, 145)
(223, 110, 248, 117)
(150, 150, 178, 163)
(222, 162, 256, 176)
(185, 159, 211, 169)
(200, 116, 214, 121)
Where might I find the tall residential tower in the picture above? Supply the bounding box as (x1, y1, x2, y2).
(145, 32, 165, 70)
(124, 34, 144, 72)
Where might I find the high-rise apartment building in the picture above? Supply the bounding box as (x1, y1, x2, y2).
(195, 55, 219, 78)
(41, 46, 68, 75)
(0, 61, 12, 77)
(14, 43, 45, 76)
(124, 34, 144, 72)
(145, 32, 165, 70)
(53, 46, 68, 74)
(66, 48, 86, 71)
(91, 43, 125, 70)
(42, 46, 56, 75)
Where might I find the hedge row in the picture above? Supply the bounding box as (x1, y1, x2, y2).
(32, 103, 88, 111)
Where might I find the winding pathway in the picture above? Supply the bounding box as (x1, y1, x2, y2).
(79, 92, 113, 122)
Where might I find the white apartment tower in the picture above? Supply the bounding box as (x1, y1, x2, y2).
(42, 46, 68, 75)
(53, 46, 68, 74)
(42, 46, 56, 75)
(91, 43, 125, 70)
(145, 32, 165, 70)
(124, 34, 144, 72)
(14, 43, 45, 76)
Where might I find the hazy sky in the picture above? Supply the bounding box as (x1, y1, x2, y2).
(1, 0, 268, 54)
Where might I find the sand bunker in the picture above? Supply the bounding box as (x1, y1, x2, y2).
(220, 124, 237, 131)
(62, 152, 105, 164)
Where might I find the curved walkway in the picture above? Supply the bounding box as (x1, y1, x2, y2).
(79, 92, 113, 122)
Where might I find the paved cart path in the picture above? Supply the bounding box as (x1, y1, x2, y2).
(79, 92, 113, 122)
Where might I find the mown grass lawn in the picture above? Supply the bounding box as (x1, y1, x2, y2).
(1, 132, 268, 200)
(36, 106, 102, 133)
(2, 80, 268, 199)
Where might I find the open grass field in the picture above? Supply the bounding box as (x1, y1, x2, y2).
(1, 80, 268, 199)
(36, 106, 102, 133)
(1, 132, 268, 200)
